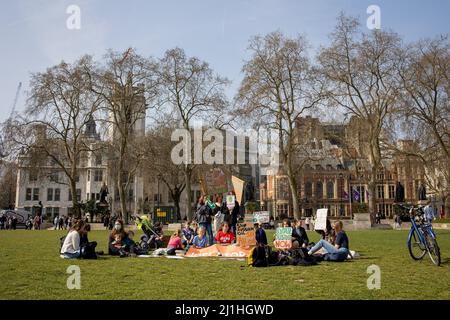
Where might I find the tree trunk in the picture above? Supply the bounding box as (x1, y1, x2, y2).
(286, 163, 300, 219)
(184, 166, 193, 221)
(368, 168, 377, 225)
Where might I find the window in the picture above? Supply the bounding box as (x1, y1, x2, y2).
(46, 207, 52, 216)
(75, 174, 80, 183)
(316, 182, 323, 199)
(389, 185, 395, 199)
(68, 189, 81, 202)
(54, 207, 59, 216)
(96, 193, 100, 201)
(327, 182, 334, 199)
(87, 170, 90, 182)
(168, 191, 173, 203)
(24, 207, 31, 212)
(305, 182, 313, 198)
(94, 170, 103, 182)
(54, 189, 60, 201)
(377, 185, 385, 199)
(153, 193, 161, 203)
(26, 188, 32, 201)
(33, 188, 39, 201)
(47, 188, 53, 201)
(128, 188, 134, 200)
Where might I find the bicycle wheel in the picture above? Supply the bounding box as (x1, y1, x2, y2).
(408, 228, 427, 260)
(424, 231, 441, 266)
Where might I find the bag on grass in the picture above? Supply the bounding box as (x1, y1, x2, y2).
(248, 245, 271, 267)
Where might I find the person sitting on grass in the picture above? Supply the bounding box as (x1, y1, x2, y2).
(215, 221, 236, 245)
(292, 219, 309, 249)
(308, 220, 350, 262)
(108, 219, 131, 257)
(182, 221, 195, 248)
(60, 219, 85, 259)
(254, 222, 268, 246)
(79, 223, 100, 259)
(166, 229, 184, 255)
(191, 226, 208, 249)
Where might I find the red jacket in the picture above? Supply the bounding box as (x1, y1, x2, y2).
(215, 230, 236, 244)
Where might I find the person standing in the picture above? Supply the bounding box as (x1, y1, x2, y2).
(54, 215, 59, 230)
(195, 195, 214, 246)
(305, 216, 311, 230)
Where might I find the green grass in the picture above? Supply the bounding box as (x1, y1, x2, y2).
(0, 229, 449, 300)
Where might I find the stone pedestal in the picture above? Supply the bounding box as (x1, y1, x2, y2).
(352, 213, 372, 229)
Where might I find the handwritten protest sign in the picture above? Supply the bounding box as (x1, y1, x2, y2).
(274, 227, 292, 250)
(231, 175, 245, 203)
(314, 208, 328, 231)
(236, 222, 256, 247)
(226, 195, 235, 210)
(253, 211, 270, 224)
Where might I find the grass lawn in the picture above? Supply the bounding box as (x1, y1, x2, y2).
(0, 229, 449, 300)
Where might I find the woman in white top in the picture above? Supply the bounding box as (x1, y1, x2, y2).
(60, 220, 85, 259)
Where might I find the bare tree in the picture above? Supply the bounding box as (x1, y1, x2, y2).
(235, 31, 323, 219)
(143, 124, 186, 220)
(156, 48, 229, 220)
(0, 160, 17, 209)
(317, 14, 401, 222)
(7, 56, 101, 217)
(396, 36, 450, 215)
(88, 49, 158, 222)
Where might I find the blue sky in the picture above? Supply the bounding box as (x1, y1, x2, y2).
(1, 0, 449, 121)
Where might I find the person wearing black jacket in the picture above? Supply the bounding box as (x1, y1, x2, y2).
(292, 219, 309, 249)
(195, 196, 214, 245)
(222, 191, 240, 235)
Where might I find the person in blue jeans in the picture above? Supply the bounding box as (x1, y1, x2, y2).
(308, 220, 349, 261)
(195, 195, 214, 245)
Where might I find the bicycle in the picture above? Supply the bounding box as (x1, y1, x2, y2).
(398, 204, 441, 266)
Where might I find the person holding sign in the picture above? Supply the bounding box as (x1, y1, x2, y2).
(215, 222, 236, 245)
(308, 220, 350, 262)
(222, 191, 240, 236)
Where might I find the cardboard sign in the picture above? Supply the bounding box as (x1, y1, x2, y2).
(253, 211, 270, 224)
(314, 208, 328, 231)
(185, 244, 254, 258)
(274, 227, 292, 250)
(236, 222, 256, 247)
(231, 175, 245, 203)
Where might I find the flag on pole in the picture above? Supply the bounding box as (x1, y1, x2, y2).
(343, 191, 349, 201)
(353, 190, 360, 202)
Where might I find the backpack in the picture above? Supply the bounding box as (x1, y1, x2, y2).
(290, 248, 318, 266)
(248, 245, 271, 267)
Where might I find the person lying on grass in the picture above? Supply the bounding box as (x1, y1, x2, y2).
(307, 220, 350, 262)
(291, 219, 309, 249)
(191, 226, 208, 249)
(215, 221, 236, 245)
(60, 219, 85, 259)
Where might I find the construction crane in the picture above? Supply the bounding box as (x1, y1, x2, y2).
(10, 82, 22, 119)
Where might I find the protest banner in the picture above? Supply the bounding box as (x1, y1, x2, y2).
(236, 222, 256, 247)
(274, 227, 292, 250)
(185, 244, 253, 258)
(314, 208, 328, 231)
(253, 211, 270, 224)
